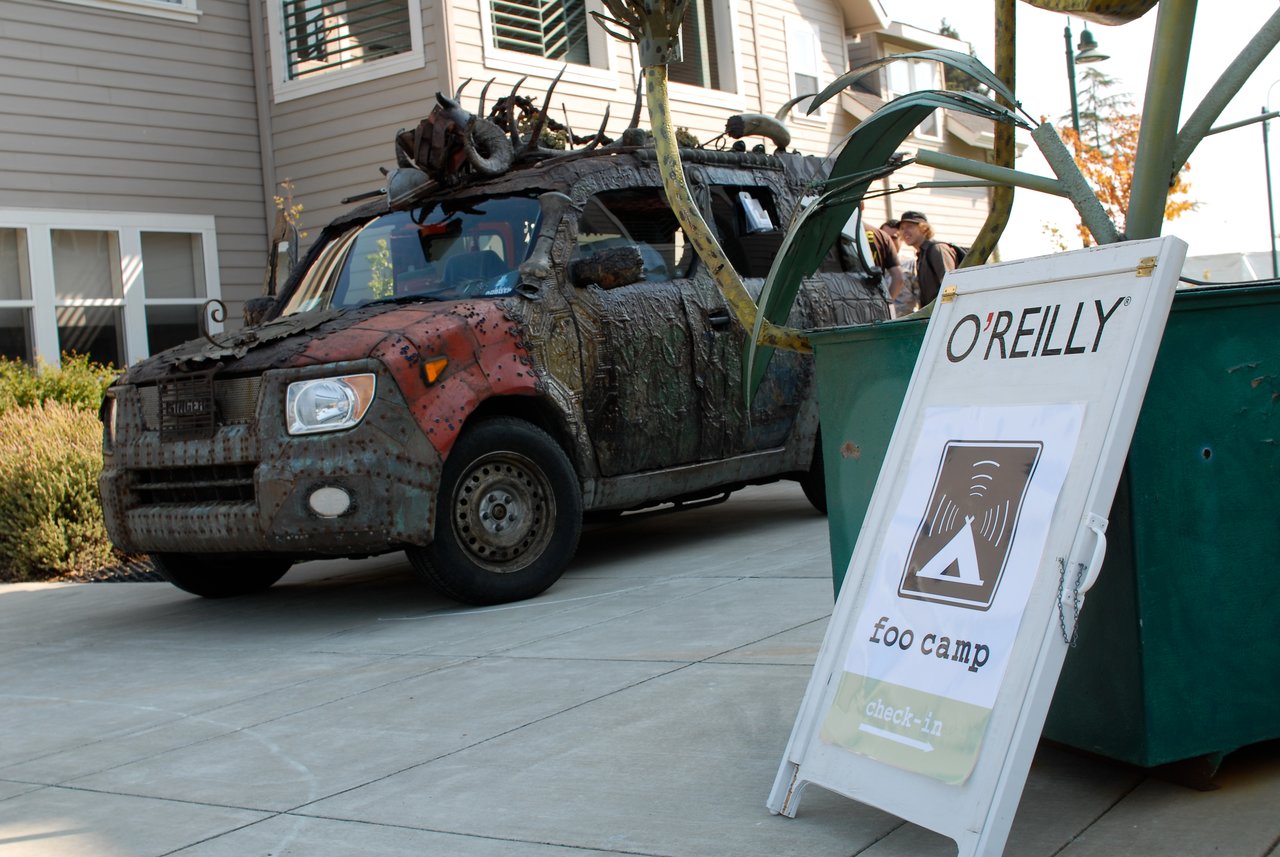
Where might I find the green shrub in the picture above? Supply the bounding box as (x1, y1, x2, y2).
(0, 353, 117, 416)
(0, 400, 120, 581)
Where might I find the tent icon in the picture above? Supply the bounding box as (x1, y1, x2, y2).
(898, 440, 1042, 610)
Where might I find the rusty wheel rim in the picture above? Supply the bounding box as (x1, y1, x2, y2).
(450, 451, 554, 573)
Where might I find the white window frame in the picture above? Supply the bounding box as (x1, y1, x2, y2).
(0, 210, 221, 369)
(265, 0, 426, 104)
(49, 0, 201, 23)
(665, 0, 743, 112)
(885, 55, 944, 141)
(479, 0, 617, 88)
(785, 15, 823, 122)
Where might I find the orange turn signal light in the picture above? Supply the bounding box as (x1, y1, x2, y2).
(422, 355, 449, 385)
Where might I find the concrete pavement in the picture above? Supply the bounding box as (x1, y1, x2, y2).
(1, 482, 1277, 857)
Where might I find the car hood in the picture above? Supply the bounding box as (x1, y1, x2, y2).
(118, 298, 515, 385)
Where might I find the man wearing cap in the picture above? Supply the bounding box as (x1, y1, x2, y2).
(897, 211, 956, 307)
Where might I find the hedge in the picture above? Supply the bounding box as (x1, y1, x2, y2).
(0, 356, 122, 581)
(0, 353, 117, 416)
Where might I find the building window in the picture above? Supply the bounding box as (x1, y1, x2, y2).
(491, 0, 589, 64)
(0, 228, 34, 362)
(886, 56, 943, 139)
(785, 17, 823, 119)
(140, 232, 209, 354)
(480, 0, 613, 84)
(267, 0, 424, 101)
(48, 0, 201, 24)
(52, 230, 126, 367)
(282, 0, 412, 80)
(0, 212, 220, 369)
(669, 0, 722, 89)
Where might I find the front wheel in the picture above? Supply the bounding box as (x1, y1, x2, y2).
(408, 417, 582, 605)
(151, 553, 292, 598)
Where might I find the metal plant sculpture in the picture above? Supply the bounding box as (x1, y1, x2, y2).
(591, 0, 811, 354)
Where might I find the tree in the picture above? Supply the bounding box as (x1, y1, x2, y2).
(1064, 66, 1132, 150)
(1061, 118, 1196, 243)
(1058, 74, 1195, 243)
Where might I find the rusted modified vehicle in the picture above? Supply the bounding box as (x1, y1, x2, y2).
(98, 95, 889, 605)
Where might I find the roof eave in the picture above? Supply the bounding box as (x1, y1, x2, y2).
(838, 0, 890, 35)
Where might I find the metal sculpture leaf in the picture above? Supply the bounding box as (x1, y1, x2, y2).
(1017, 0, 1159, 26)
(808, 50, 1023, 116)
(745, 90, 1033, 397)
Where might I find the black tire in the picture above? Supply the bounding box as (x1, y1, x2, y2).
(151, 553, 292, 598)
(799, 435, 828, 515)
(409, 417, 582, 605)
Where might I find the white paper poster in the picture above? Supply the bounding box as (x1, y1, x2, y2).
(821, 403, 1084, 784)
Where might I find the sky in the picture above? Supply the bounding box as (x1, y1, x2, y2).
(877, 1, 1280, 263)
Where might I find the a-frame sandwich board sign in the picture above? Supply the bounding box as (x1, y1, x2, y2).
(768, 236, 1186, 857)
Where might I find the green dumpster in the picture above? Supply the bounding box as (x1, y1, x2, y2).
(812, 282, 1280, 768)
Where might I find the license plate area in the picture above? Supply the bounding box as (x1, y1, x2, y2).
(158, 370, 218, 441)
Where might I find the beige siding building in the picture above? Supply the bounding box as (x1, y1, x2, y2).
(0, 0, 268, 367)
(1, 0, 995, 367)
(260, 0, 889, 239)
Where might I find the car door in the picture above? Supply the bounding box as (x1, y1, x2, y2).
(685, 178, 809, 460)
(567, 186, 704, 477)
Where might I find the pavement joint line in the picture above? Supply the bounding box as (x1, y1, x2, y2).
(249, 811, 679, 857)
(473, 577, 751, 659)
(280, 611, 824, 819)
(849, 819, 909, 855)
(1044, 771, 1147, 857)
(0, 654, 479, 779)
(325, 576, 739, 660)
(377, 570, 748, 622)
(278, 658, 699, 816)
(0, 578, 819, 799)
(0, 780, 278, 814)
(3, 582, 833, 807)
(358, 573, 751, 661)
(154, 813, 286, 857)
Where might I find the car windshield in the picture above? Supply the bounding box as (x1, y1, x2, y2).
(280, 195, 542, 315)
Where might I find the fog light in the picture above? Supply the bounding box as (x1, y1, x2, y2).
(308, 486, 352, 518)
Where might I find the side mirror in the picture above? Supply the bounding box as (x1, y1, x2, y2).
(568, 245, 645, 290)
(243, 296, 277, 328)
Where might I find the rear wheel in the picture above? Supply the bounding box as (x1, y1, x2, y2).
(409, 417, 582, 605)
(799, 435, 828, 515)
(151, 553, 292, 598)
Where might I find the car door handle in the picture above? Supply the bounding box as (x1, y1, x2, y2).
(708, 308, 732, 331)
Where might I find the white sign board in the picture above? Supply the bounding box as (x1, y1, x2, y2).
(769, 237, 1185, 856)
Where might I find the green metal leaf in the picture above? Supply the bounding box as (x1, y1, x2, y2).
(745, 90, 1031, 400)
(809, 50, 1022, 116)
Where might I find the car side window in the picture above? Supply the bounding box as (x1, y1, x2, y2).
(572, 189, 695, 285)
(709, 186, 785, 279)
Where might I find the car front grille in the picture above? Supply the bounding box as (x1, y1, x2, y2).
(126, 374, 263, 505)
(138, 375, 262, 432)
(132, 463, 257, 505)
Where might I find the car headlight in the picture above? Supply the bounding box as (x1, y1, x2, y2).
(286, 374, 376, 436)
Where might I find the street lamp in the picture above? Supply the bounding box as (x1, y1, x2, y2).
(1265, 80, 1280, 279)
(1263, 105, 1277, 278)
(1064, 19, 1110, 138)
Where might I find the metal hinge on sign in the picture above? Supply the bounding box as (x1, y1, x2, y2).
(940, 285, 958, 303)
(1136, 256, 1157, 278)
